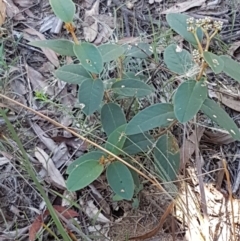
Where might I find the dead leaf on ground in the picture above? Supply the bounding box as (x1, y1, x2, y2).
(83, 0, 99, 42)
(5, 0, 25, 20)
(29, 205, 79, 241)
(23, 28, 59, 67)
(215, 87, 240, 112)
(180, 126, 205, 169)
(51, 135, 88, 150)
(228, 41, 240, 59)
(83, 0, 114, 43)
(160, 0, 206, 14)
(35, 147, 66, 189)
(13, 0, 34, 8)
(0, 0, 6, 26)
(203, 130, 235, 145)
(25, 64, 54, 96)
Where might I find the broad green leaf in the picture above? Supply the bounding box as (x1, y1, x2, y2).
(98, 44, 125, 62)
(166, 13, 203, 46)
(111, 79, 153, 97)
(174, 79, 208, 123)
(153, 132, 180, 181)
(105, 124, 127, 155)
(101, 103, 126, 136)
(29, 39, 75, 56)
(164, 44, 194, 75)
(66, 151, 105, 174)
(203, 52, 224, 74)
(124, 43, 153, 58)
(106, 161, 134, 200)
(66, 159, 104, 191)
(200, 98, 240, 140)
(74, 43, 103, 74)
(78, 79, 104, 115)
(50, 0, 75, 23)
(126, 103, 176, 135)
(55, 64, 92, 84)
(122, 133, 154, 155)
(220, 55, 240, 82)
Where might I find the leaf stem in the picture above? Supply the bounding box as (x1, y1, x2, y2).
(65, 23, 79, 45)
(193, 30, 203, 55)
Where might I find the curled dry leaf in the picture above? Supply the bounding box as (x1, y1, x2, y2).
(160, 0, 206, 14)
(180, 126, 205, 169)
(80, 199, 110, 223)
(216, 87, 240, 112)
(23, 28, 59, 67)
(35, 147, 66, 189)
(228, 41, 240, 58)
(0, 0, 6, 26)
(203, 129, 235, 145)
(84, 0, 99, 42)
(51, 135, 88, 150)
(25, 64, 54, 96)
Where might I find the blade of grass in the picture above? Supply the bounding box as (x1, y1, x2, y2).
(0, 109, 73, 241)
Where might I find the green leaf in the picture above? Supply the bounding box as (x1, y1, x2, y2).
(174, 79, 208, 123)
(29, 39, 75, 56)
(55, 64, 92, 84)
(111, 79, 153, 97)
(200, 98, 240, 140)
(50, 0, 75, 23)
(203, 52, 224, 74)
(66, 151, 105, 174)
(105, 124, 127, 155)
(164, 44, 194, 75)
(126, 103, 176, 135)
(106, 161, 134, 200)
(122, 133, 154, 155)
(98, 44, 125, 62)
(166, 13, 203, 46)
(124, 43, 153, 58)
(101, 103, 126, 136)
(66, 159, 104, 191)
(78, 79, 104, 115)
(74, 43, 103, 74)
(153, 132, 180, 181)
(220, 55, 240, 82)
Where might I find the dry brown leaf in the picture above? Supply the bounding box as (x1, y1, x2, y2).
(29, 205, 78, 241)
(13, 0, 34, 7)
(180, 126, 205, 169)
(25, 64, 54, 95)
(216, 87, 240, 112)
(5, 0, 25, 20)
(83, 0, 99, 42)
(218, 94, 240, 112)
(35, 147, 66, 189)
(23, 28, 59, 67)
(160, 0, 206, 14)
(203, 130, 235, 145)
(0, 0, 6, 26)
(228, 41, 240, 56)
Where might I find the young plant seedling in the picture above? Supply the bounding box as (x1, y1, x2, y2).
(27, 0, 240, 203)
